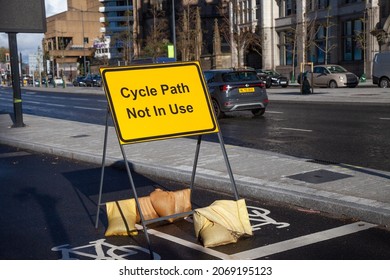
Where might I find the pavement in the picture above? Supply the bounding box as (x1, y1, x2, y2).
(1, 81, 390, 228)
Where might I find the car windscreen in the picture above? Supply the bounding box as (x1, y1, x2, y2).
(222, 71, 259, 82)
(326, 66, 347, 73)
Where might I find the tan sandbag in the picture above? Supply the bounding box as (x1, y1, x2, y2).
(150, 188, 176, 218)
(136, 196, 159, 222)
(150, 188, 192, 222)
(105, 199, 138, 236)
(193, 211, 237, 247)
(193, 199, 253, 247)
(173, 188, 192, 214)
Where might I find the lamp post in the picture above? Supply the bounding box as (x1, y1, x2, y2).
(81, 10, 87, 76)
(126, 0, 132, 64)
(172, 0, 177, 60)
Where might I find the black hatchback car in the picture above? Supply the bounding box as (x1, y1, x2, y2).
(256, 69, 289, 88)
(203, 69, 269, 118)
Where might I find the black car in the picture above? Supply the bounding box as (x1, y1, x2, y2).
(256, 69, 289, 88)
(83, 74, 102, 87)
(256, 70, 272, 88)
(72, 76, 86, 87)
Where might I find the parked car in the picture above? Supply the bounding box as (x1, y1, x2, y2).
(72, 76, 86, 87)
(255, 70, 272, 88)
(299, 64, 359, 88)
(52, 77, 64, 86)
(83, 74, 102, 87)
(256, 69, 289, 88)
(203, 69, 269, 118)
(372, 52, 390, 88)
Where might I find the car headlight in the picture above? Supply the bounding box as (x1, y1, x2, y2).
(338, 76, 344, 81)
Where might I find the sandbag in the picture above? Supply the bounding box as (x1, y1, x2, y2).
(135, 196, 159, 222)
(150, 188, 192, 222)
(105, 199, 138, 236)
(193, 199, 253, 247)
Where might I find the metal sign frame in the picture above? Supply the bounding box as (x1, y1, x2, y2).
(95, 62, 240, 259)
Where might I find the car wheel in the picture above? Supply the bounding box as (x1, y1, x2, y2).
(329, 80, 338, 88)
(212, 99, 223, 119)
(379, 78, 390, 88)
(251, 108, 265, 116)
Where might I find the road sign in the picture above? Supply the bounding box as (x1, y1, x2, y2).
(100, 62, 219, 144)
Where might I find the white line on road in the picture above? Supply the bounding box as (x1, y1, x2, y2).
(231, 221, 376, 259)
(137, 221, 375, 260)
(266, 111, 284, 114)
(73, 106, 105, 111)
(26, 101, 66, 107)
(379, 117, 390, 120)
(135, 224, 234, 260)
(281, 127, 313, 132)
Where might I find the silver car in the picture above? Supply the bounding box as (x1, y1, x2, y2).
(305, 65, 359, 88)
(203, 69, 269, 118)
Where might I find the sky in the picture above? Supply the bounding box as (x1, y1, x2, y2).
(0, 0, 68, 59)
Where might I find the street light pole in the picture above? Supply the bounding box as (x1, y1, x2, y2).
(81, 10, 87, 76)
(172, 0, 177, 60)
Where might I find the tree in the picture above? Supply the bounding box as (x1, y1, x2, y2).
(176, 5, 203, 61)
(355, 13, 368, 79)
(218, 0, 263, 68)
(142, 3, 170, 60)
(311, 7, 337, 65)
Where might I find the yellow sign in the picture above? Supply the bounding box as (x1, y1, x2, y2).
(100, 61, 219, 144)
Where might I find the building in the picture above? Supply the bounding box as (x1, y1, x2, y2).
(43, 0, 390, 81)
(96, 0, 137, 63)
(43, 0, 102, 81)
(241, 0, 389, 79)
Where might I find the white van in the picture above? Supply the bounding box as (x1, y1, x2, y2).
(372, 52, 390, 88)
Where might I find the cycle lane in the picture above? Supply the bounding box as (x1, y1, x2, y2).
(1, 144, 388, 260)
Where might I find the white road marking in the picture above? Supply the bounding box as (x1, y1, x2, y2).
(231, 221, 376, 259)
(136, 221, 375, 260)
(135, 224, 234, 259)
(281, 127, 313, 132)
(379, 117, 390, 120)
(266, 110, 284, 114)
(73, 106, 104, 111)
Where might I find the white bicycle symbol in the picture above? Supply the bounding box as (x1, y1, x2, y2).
(52, 238, 161, 260)
(247, 206, 290, 231)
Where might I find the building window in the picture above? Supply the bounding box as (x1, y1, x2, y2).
(343, 19, 363, 61)
(278, 31, 295, 66)
(285, 0, 296, 16)
(317, 0, 329, 9)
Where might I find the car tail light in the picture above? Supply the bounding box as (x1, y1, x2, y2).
(219, 85, 232, 91)
(253, 82, 265, 88)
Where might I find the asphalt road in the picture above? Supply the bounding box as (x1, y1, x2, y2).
(0, 87, 389, 171)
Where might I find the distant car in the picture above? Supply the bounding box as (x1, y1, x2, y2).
(73, 76, 86, 87)
(53, 77, 64, 86)
(256, 70, 272, 88)
(203, 69, 269, 118)
(83, 74, 102, 87)
(300, 65, 359, 88)
(256, 69, 289, 88)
